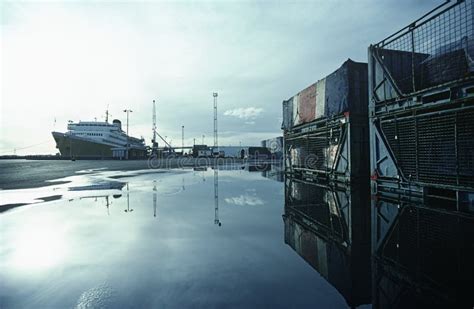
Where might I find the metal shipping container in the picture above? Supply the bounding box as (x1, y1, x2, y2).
(282, 59, 368, 131)
(284, 112, 369, 184)
(298, 82, 317, 123)
(368, 0, 474, 196)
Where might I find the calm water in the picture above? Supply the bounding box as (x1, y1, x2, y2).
(1, 162, 473, 308)
(1, 164, 348, 308)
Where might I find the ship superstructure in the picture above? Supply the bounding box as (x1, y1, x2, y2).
(52, 118, 146, 159)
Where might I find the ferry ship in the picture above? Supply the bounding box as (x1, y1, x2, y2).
(52, 117, 147, 159)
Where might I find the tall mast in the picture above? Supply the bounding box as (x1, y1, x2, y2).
(105, 104, 110, 123)
(213, 92, 218, 155)
(152, 99, 157, 144)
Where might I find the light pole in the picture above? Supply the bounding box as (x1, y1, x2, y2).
(202, 134, 205, 145)
(213, 92, 218, 156)
(182, 125, 184, 155)
(123, 109, 133, 159)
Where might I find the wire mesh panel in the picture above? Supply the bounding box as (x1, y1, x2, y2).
(285, 121, 344, 173)
(373, 0, 474, 97)
(380, 107, 474, 188)
(374, 201, 474, 306)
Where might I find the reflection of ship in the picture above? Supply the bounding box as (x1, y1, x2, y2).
(283, 177, 371, 307)
(372, 195, 474, 308)
(68, 182, 126, 191)
(52, 114, 146, 159)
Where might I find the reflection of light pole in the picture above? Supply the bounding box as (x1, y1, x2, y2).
(153, 180, 157, 218)
(124, 183, 133, 213)
(182, 125, 184, 155)
(214, 168, 221, 226)
(202, 135, 205, 145)
(123, 109, 133, 159)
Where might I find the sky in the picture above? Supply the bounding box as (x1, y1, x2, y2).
(0, 0, 437, 155)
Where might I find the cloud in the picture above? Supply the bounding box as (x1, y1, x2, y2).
(224, 107, 263, 120)
(225, 194, 264, 206)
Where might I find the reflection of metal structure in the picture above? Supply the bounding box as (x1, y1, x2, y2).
(105, 196, 110, 215)
(368, 0, 474, 197)
(124, 183, 133, 213)
(80, 194, 123, 215)
(153, 180, 157, 218)
(260, 161, 284, 182)
(372, 194, 474, 308)
(283, 176, 371, 307)
(214, 169, 221, 226)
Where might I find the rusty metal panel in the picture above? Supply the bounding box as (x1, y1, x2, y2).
(281, 98, 294, 130)
(315, 78, 326, 119)
(298, 83, 317, 124)
(293, 94, 301, 126)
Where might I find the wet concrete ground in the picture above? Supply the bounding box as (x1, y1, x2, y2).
(0, 158, 250, 190)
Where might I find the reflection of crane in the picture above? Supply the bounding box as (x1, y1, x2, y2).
(124, 183, 133, 213)
(106, 196, 110, 215)
(153, 180, 157, 218)
(214, 168, 221, 226)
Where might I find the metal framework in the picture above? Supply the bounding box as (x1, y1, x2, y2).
(369, 0, 474, 196)
(371, 194, 474, 307)
(283, 113, 368, 185)
(370, 0, 474, 101)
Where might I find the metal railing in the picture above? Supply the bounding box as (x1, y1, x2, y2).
(373, 0, 474, 96)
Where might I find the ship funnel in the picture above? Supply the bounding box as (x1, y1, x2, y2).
(112, 119, 122, 130)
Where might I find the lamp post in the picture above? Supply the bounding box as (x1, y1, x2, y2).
(182, 125, 184, 156)
(213, 92, 218, 156)
(123, 109, 133, 159)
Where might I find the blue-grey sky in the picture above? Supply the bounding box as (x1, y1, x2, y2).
(1, 0, 437, 154)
